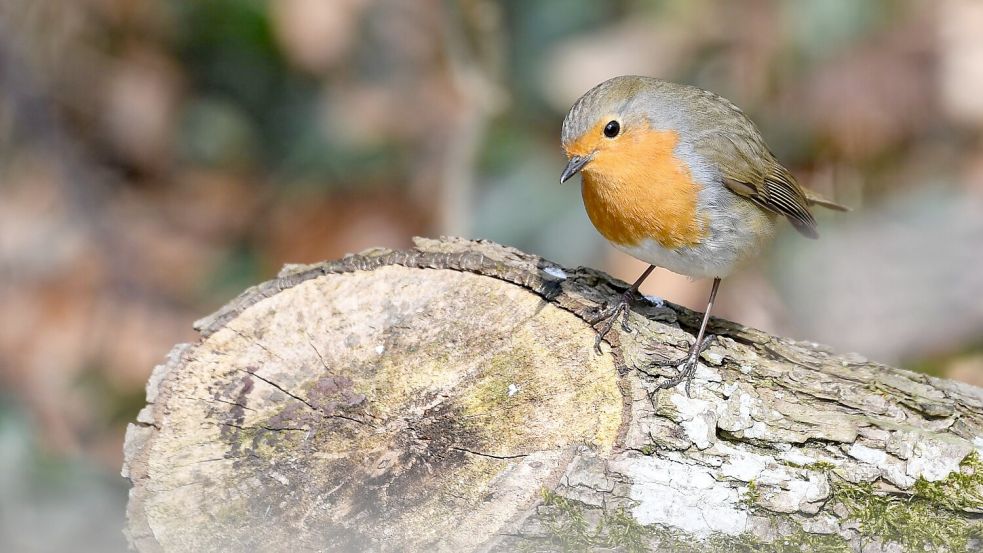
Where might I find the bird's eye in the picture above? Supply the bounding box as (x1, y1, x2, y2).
(603, 120, 620, 138)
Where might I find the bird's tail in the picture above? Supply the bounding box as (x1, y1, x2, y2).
(803, 187, 850, 212)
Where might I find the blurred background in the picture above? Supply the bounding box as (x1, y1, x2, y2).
(2, 0, 982, 550)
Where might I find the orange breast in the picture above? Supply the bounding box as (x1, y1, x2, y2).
(578, 128, 706, 249)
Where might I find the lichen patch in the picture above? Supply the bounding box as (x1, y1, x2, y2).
(609, 454, 748, 537)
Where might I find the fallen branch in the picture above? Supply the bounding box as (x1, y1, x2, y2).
(123, 237, 983, 552)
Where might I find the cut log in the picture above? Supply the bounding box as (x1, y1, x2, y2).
(123, 237, 983, 553)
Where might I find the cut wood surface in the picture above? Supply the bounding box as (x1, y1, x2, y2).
(123, 237, 983, 553)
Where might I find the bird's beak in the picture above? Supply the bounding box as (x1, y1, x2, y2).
(560, 154, 592, 183)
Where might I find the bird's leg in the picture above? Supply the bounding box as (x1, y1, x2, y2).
(591, 265, 655, 354)
(655, 277, 721, 397)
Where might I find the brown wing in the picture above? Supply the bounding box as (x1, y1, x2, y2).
(726, 161, 819, 239)
(694, 124, 819, 238)
(678, 84, 849, 237)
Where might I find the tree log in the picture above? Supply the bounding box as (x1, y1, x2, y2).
(123, 237, 983, 552)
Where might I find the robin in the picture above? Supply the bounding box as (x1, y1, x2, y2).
(560, 75, 847, 395)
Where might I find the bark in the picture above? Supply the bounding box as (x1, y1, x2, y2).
(123, 237, 983, 553)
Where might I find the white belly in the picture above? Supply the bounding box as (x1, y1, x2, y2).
(613, 215, 775, 279)
(613, 239, 736, 279)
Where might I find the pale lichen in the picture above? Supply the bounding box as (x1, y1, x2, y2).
(536, 489, 853, 553)
(537, 450, 983, 552)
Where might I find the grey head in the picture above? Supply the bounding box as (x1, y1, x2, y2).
(559, 76, 705, 182)
(559, 75, 769, 184)
(562, 76, 700, 148)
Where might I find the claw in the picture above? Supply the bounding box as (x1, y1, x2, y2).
(619, 305, 632, 332)
(591, 302, 625, 354)
(654, 355, 699, 397)
(590, 289, 636, 354)
(652, 335, 716, 397)
(589, 267, 656, 355)
(647, 277, 721, 398)
(593, 331, 605, 355)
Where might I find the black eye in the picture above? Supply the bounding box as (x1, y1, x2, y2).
(603, 120, 620, 138)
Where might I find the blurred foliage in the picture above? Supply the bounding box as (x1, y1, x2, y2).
(0, 395, 128, 552)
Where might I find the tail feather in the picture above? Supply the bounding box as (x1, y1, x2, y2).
(802, 187, 850, 212)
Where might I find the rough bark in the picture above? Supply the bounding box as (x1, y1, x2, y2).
(123, 237, 983, 553)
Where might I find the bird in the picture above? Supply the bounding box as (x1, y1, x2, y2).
(559, 75, 847, 396)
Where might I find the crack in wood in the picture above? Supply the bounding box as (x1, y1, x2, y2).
(221, 422, 308, 433)
(238, 368, 319, 412)
(234, 368, 375, 428)
(176, 394, 256, 412)
(449, 446, 529, 460)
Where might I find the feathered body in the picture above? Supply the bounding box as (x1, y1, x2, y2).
(561, 76, 844, 279)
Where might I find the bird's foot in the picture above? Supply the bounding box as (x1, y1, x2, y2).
(653, 335, 716, 397)
(590, 289, 637, 354)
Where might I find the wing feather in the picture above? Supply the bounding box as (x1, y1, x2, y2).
(697, 129, 819, 238)
(680, 86, 846, 237)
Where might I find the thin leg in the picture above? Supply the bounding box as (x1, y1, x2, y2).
(655, 277, 721, 397)
(591, 265, 655, 353)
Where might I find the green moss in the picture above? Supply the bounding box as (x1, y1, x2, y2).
(457, 339, 622, 454)
(740, 480, 760, 509)
(765, 451, 983, 552)
(778, 459, 837, 472)
(537, 489, 852, 553)
(833, 480, 975, 551)
(538, 448, 983, 553)
(826, 452, 983, 552)
(464, 368, 517, 413)
(539, 489, 649, 553)
(706, 531, 851, 553)
(534, 451, 983, 552)
(912, 451, 983, 512)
